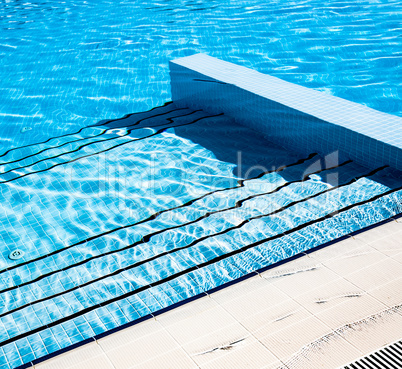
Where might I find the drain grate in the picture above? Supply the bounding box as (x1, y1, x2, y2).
(8, 249, 25, 260)
(344, 340, 402, 369)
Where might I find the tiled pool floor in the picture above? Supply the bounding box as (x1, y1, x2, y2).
(0, 103, 401, 368)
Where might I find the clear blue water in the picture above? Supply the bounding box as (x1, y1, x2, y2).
(0, 1, 401, 368)
(0, 0, 401, 153)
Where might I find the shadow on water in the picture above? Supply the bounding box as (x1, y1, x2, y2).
(100, 101, 313, 182)
(100, 101, 402, 189)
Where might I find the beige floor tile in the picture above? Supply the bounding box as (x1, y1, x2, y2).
(155, 295, 216, 327)
(315, 294, 387, 330)
(259, 254, 318, 280)
(131, 348, 197, 369)
(391, 251, 402, 264)
(161, 304, 242, 347)
(241, 299, 311, 340)
(338, 307, 402, 356)
(104, 328, 179, 369)
(179, 321, 250, 358)
(211, 277, 289, 322)
(208, 275, 268, 304)
(280, 332, 361, 369)
(263, 263, 340, 298)
(293, 278, 365, 316)
(35, 342, 104, 369)
(197, 337, 279, 369)
(258, 316, 333, 363)
(367, 230, 402, 257)
(321, 246, 388, 278)
(97, 318, 162, 352)
(343, 257, 402, 292)
(210, 274, 283, 303)
(262, 361, 284, 369)
(307, 236, 366, 263)
(68, 354, 115, 369)
(353, 220, 401, 244)
(368, 277, 402, 307)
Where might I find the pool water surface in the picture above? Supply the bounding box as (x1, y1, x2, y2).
(0, 1, 401, 368)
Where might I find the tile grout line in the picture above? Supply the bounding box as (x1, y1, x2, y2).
(206, 281, 290, 369)
(94, 339, 117, 369)
(153, 319, 201, 369)
(262, 243, 402, 364)
(257, 258, 372, 364)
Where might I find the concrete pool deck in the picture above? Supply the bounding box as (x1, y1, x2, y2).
(34, 217, 402, 369)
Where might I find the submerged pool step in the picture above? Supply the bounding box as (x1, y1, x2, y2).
(0, 106, 191, 171)
(0, 159, 396, 292)
(0, 109, 213, 183)
(0, 151, 318, 278)
(0, 158, 400, 350)
(0, 104, 401, 369)
(0, 167, 388, 321)
(0, 155, 360, 294)
(0, 187, 401, 353)
(0, 102, 174, 163)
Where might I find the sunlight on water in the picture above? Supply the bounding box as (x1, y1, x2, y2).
(0, 1, 401, 367)
(0, 0, 401, 153)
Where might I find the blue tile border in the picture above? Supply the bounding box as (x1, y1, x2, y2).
(14, 213, 401, 369)
(169, 53, 402, 171)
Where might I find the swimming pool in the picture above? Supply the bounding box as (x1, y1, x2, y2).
(0, 1, 401, 368)
(0, 103, 401, 368)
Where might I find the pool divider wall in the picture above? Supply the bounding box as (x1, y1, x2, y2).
(169, 53, 402, 172)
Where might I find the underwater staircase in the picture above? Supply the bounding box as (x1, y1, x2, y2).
(0, 102, 401, 369)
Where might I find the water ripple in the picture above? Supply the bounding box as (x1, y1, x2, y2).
(0, 0, 401, 153)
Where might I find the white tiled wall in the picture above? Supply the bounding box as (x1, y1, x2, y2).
(170, 53, 402, 172)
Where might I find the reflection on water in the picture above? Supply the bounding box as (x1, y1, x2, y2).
(0, 0, 401, 154)
(0, 1, 401, 367)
